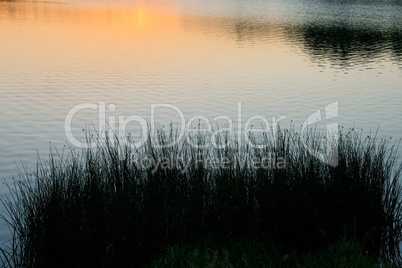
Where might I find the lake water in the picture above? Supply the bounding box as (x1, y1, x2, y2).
(0, 0, 402, 243)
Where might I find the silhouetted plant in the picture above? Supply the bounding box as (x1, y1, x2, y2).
(0, 126, 401, 266)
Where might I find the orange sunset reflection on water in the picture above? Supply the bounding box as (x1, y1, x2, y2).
(0, 0, 297, 102)
(0, 0, 291, 59)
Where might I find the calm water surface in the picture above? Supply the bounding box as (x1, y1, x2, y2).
(1, 0, 402, 242)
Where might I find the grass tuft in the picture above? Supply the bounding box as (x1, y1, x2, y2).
(0, 126, 401, 266)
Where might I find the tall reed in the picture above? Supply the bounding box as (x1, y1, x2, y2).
(1, 126, 401, 266)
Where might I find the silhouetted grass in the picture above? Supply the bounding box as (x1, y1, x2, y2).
(0, 126, 401, 266)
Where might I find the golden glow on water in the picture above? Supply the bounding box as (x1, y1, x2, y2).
(0, 1, 290, 51)
(0, 0, 298, 97)
(0, 3, 186, 73)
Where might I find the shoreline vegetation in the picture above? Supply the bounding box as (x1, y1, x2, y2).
(1, 126, 402, 266)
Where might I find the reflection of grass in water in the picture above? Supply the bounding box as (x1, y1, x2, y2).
(0, 126, 401, 266)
